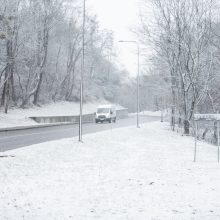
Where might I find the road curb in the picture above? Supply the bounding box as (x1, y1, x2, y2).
(0, 121, 94, 132)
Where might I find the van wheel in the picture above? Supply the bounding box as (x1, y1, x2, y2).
(109, 119, 112, 123)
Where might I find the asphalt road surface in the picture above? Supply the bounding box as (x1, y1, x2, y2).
(0, 115, 160, 152)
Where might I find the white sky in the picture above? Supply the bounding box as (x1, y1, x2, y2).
(87, 0, 141, 76)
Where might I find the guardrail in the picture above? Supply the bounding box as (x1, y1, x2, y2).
(30, 108, 129, 124)
(0, 108, 129, 132)
(30, 113, 95, 124)
(116, 108, 128, 119)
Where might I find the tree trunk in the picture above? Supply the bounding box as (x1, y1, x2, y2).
(2, 36, 13, 113)
(214, 121, 218, 145)
(4, 82, 9, 114)
(171, 87, 176, 131)
(184, 119, 190, 135)
(33, 71, 43, 105)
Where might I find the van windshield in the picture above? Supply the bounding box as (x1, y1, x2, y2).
(97, 108, 110, 113)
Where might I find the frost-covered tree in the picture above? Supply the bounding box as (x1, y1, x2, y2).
(0, 0, 126, 112)
(140, 0, 215, 134)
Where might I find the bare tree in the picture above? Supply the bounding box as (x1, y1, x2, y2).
(0, 0, 127, 113)
(0, 0, 20, 113)
(140, 0, 214, 134)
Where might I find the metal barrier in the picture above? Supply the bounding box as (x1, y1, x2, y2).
(30, 108, 128, 124)
(30, 113, 95, 124)
(116, 108, 128, 119)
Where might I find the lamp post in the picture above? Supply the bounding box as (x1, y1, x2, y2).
(79, 0, 86, 142)
(119, 40, 140, 128)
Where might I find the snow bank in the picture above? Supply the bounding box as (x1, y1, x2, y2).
(141, 110, 162, 116)
(141, 109, 170, 117)
(130, 110, 165, 117)
(0, 101, 109, 128)
(1, 122, 220, 219)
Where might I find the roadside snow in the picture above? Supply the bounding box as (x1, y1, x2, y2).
(129, 110, 169, 117)
(0, 101, 109, 128)
(141, 110, 162, 117)
(1, 122, 220, 219)
(0, 114, 38, 128)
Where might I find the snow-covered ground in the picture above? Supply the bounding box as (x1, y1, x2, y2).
(129, 109, 169, 117)
(1, 122, 220, 219)
(0, 101, 109, 128)
(141, 110, 162, 117)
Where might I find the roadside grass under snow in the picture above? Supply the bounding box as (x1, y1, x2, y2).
(1, 122, 220, 219)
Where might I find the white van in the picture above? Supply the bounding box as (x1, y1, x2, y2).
(95, 105, 116, 123)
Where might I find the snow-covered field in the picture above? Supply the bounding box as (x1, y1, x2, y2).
(1, 122, 220, 219)
(0, 101, 109, 128)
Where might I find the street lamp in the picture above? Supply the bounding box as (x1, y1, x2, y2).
(79, 0, 86, 142)
(119, 40, 140, 128)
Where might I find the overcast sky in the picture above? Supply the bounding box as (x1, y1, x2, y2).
(87, 0, 141, 76)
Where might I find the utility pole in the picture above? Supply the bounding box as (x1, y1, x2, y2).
(79, 0, 85, 142)
(137, 43, 140, 128)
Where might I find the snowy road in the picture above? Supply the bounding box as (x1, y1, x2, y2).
(0, 115, 159, 152)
